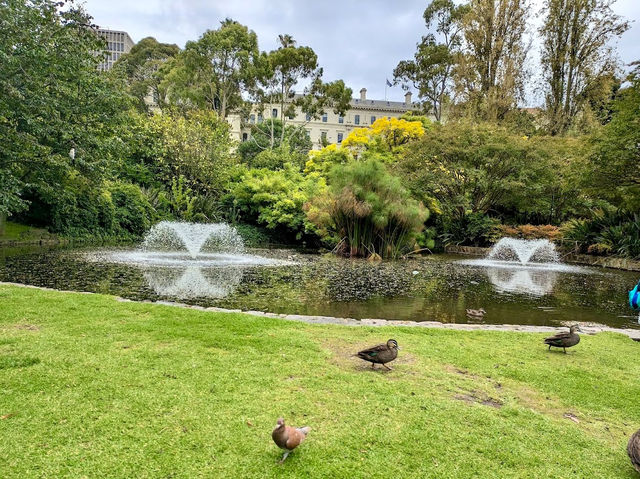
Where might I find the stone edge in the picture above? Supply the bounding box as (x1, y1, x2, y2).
(2, 281, 639, 340)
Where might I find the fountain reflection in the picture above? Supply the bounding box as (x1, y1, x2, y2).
(486, 267, 557, 296)
(143, 266, 243, 299)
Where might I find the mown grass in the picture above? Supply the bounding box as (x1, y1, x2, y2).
(0, 222, 52, 242)
(0, 284, 639, 478)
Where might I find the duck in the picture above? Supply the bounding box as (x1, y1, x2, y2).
(629, 429, 640, 473)
(357, 339, 399, 370)
(272, 417, 311, 463)
(543, 324, 583, 353)
(466, 308, 486, 318)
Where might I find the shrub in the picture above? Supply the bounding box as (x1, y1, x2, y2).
(107, 182, 156, 237)
(306, 158, 429, 259)
(496, 224, 563, 241)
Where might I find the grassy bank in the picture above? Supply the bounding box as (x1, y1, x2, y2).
(1, 285, 639, 478)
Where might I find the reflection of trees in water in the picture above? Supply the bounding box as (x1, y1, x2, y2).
(486, 268, 557, 296)
(143, 266, 243, 299)
(324, 262, 412, 301)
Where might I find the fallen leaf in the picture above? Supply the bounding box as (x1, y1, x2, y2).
(564, 413, 580, 423)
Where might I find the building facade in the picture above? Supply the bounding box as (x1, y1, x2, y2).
(228, 88, 419, 149)
(96, 29, 134, 71)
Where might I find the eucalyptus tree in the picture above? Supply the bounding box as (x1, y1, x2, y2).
(162, 19, 260, 118)
(113, 37, 180, 112)
(540, 0, 629, 135)
(393, 0, 469, 121)
(250, 34, 352, 151)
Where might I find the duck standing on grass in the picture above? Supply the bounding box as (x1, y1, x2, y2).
(628, 429, 640, 473)
(543, 325, 582, 353)
(272, 418, 311, 464)
(357, 339, 399, 370)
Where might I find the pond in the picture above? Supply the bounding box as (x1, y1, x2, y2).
(1, 244, 638, 330)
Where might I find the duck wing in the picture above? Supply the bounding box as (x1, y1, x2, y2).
(544, 331, 571, 346)
(357, 343, 387, 360)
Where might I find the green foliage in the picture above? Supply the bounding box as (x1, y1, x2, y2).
(438, 212, 501, 247)
(228, 164, 325, 241)
(237, 119, 311, 165)
(113, 37, 180, 112)
(161, 19, 260, 117)
(393, 0, 469, 120)
(0, 0, 130, 222)
(306, 158, 429, 259)
(563, 210, 640, 259)
(123, 109, 234, 197)
(107, 182, 156, 237)
(586, 64, 640, 211)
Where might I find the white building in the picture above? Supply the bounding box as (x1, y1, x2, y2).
(228, 88, 420, 149)
(96, 29, 134, 71)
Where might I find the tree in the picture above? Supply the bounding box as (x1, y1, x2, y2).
(252, 35, 352, 149)
(455, 0, 531, 120)
(162, 19, 260, 118)
(0, 0, 129, 230)
(237, 119, 312, 165)
(342, 117, 426, 154)
(540, 0, 629, 135)
(113, 37, 180, 112)
(586, 62, 640, 210)
(393, 0, 469, 121)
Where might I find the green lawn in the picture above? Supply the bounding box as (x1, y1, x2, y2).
(0, 222, 52, 242)
(0, 284, 638, 478)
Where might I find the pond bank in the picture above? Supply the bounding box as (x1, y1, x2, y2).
(445, 245, 640, 272)
(4, 281, 639, 340)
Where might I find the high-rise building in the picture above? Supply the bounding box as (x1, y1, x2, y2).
(96, 29, 134, 71)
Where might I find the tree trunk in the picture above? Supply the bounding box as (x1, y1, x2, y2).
(0, 212, 6, 236)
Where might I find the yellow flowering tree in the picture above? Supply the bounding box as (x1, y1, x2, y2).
(342, 117, 425, 154)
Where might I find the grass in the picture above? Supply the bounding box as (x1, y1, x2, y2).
(0, 222, 53, 242)
(0, 284, 639, 478)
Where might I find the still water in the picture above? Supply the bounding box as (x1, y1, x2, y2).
(1, 245, 638, 329)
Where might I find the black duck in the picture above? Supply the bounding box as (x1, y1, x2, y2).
(544, 325, 582, 353)
(357, 339, 399, 370)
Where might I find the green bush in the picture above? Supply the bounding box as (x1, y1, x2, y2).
(563, 210, 640, 259)
(107, 182, 156, 237)
(306, 158, 429, 259)
(227, 164, 325, 242)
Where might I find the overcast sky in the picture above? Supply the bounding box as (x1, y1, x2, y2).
(82, 0, 639, 106)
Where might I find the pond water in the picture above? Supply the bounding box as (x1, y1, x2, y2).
(0, 245, 638, 329)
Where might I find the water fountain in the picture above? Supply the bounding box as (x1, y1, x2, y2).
(487, 238, 560, 264)
(98, 221, 288, 268)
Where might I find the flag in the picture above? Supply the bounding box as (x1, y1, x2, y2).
(386, 79, 392, 87)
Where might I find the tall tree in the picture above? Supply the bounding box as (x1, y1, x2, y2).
(162, 19, 260, 118)
(455, 0, 531, 120)
(113, 37, 180, 112)
(0, 0, 128, 230)
(540, 0, 629, 135)
(249, 34, 352, 151)
(393, 0, 469, 121)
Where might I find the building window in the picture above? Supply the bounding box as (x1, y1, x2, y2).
(257, 114, 263, 124)
(320, 131, 328, 143)
(250, 114, 255, 124)
(371, 116, 376, 124)
(242, 133, 248, 142)
(305, 113, 311, 121)
(354, 115, 360, 125)
(322, 113, 328, 123)
(338, 116, 344, 124)
(337, 132, 343, 143)
(272, 108, 278, 118)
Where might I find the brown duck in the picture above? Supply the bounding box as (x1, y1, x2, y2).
(357, 339, 399, 370)
(544, 325, 582, 353)
(272, 418, 311, 463)
(629, 429, 640, 473)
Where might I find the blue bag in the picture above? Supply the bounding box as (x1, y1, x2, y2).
(630, 280, 640, 311)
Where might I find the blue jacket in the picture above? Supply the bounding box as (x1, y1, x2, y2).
(630, 280, 640, 311)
